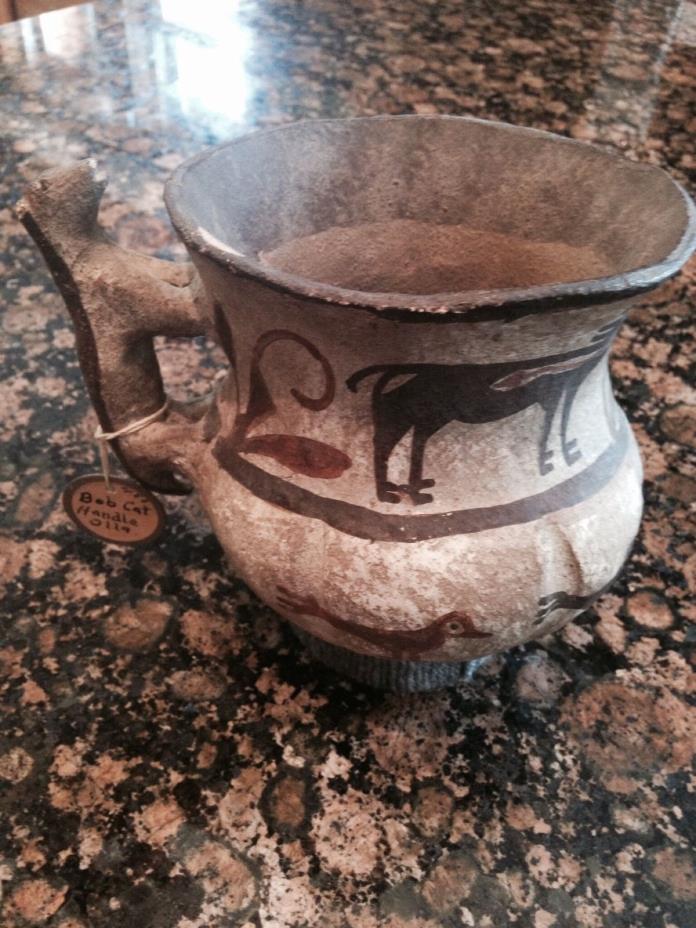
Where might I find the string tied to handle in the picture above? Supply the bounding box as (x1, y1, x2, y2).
(94, 399, 169, 491)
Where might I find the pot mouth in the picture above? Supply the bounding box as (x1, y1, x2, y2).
(165, 115, 696, 317)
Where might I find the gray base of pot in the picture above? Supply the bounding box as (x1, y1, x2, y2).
(292, 625, 483, 692)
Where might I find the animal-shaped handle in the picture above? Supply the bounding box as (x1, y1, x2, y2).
(16, 160, 210, 493)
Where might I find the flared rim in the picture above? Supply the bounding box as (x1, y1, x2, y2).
(164, 115, 696, 319)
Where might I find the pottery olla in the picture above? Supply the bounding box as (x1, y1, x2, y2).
(17, 116, 696, 690)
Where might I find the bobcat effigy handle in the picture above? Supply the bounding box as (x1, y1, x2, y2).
(16, 161, 211, 493)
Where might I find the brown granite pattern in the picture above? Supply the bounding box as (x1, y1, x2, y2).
(0, 0, 694, 925)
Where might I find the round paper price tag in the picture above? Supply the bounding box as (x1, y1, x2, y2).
(62, 475, 165, 546)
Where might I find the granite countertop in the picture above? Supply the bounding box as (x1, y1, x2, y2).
(1, 1, 695, 926)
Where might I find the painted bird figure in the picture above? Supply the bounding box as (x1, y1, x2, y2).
(276, 586, 491, 660)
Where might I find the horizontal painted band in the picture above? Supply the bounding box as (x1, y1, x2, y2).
(214, 418, 630, 543)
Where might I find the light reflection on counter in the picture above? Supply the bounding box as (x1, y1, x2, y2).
(6, 0, 693, 162)
(15, 0, 254, 135)
(19, 3, 98, 64)
(155, 0, 253, 124)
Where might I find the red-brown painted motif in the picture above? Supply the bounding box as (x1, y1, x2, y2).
(276, 586, 492, 659)
(214, 305, 351, 479)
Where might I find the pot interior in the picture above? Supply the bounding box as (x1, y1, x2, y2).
(171, 116, 691, 297)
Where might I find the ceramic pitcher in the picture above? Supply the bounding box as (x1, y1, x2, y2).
(17, 116, 696, 690)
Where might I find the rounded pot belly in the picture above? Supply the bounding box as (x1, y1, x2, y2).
(196, 429, 642, 663)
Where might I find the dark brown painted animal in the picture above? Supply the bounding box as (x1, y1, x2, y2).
(534, 571, 622, 626)
(276, 586, 491, 659)
(347, 321, 621, 504)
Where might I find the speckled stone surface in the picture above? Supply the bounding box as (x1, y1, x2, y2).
(1, 1, 695, 926)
